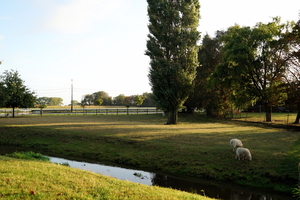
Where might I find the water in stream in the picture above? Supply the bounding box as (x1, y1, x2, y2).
(49, 156, 294, 200)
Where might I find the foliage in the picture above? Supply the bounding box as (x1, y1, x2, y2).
(92, 91, 112, 105)
(123, 96, 134, 106)
(146, 0, 200, 124)
(70, 100, 80, 106)
(113, 94, 126, 105)
(36, 97, 63, 106)
(80, 100, 86, 108)
(0, 70, 36, 117)
(82, 91, 112, 106)
(81, 94, 93, 105)
(212, 18, 294, 121)
(5, 151, 50, 162)
(134, 95, 144, 106)
(96, 98, 103, 106)
(186, 33, 226, 116)
(284, 18, 300, 123)
(292, 187, 300, 200)
(140, 92, 155, 107)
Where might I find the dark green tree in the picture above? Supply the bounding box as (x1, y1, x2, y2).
(141, 92, 155, 106)
(0, 70, 36, 117)
(92, 91, 112, 105)
(82, 94, 93, 105)
(146, 0, 200, 124)
(113, 94, 126, 105)
(185, 32, 225, 115)
(95, 98, 103, 107)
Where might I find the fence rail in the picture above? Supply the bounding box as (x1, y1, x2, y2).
(1, 108, 163, 116)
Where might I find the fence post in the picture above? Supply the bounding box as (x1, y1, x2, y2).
(117, 109, 118, 115)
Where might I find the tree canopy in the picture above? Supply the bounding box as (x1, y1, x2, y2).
(36, 97, 63, 106)
(212, 18, 294, 121)
(0, 70, 36, 117)
(146, 0, 200, 124)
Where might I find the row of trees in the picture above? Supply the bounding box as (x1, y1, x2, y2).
(0, 69, 154, 117)
(145, 0, 300, 124)
(36, 97, 63, 106)
(80, 92, 155, 107)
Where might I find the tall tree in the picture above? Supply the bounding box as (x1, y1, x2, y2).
(214, 18, 293, 122)
(0, 70, 36, 117)
(285, 18, 300, 123)
(146, 0, 200, 124)
(185, 32, 225, 116)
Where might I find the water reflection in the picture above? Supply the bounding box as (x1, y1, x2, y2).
(50, 156, 293, 200)
(50, 156, 154, 185)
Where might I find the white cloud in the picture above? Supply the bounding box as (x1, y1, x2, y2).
(45, 0, 124, 33)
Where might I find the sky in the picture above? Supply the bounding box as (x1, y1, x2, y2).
(0, 0, 300, 105)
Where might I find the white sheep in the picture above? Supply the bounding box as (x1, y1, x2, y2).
(235, 147, 252, 161)
(230, 138, 243, 151)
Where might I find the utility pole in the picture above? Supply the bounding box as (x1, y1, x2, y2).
(71, 79, 73, 112)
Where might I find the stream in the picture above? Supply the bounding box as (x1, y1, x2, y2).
(48, 156, 294, 200)
(0, 146, 295, 200)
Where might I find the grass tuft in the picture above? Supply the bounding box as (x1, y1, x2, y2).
(5, 151, 50, 162)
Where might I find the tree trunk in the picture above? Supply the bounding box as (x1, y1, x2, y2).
(293, 103, 300, 124)
(166, 110, 178, 125)
(206, 107, 214, 117)
(12, 107, 15, 118)
(265, 104, 272, 122)
(294, 112, 300, 124)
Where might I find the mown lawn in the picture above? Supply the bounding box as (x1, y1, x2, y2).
(0, 113, 299, 194)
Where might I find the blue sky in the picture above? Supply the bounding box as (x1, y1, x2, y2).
(0, 0, 299, 105)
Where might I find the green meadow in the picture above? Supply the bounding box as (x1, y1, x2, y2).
(0, 113, 299, 198)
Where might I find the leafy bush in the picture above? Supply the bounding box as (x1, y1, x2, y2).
(292, 187, 300, 200)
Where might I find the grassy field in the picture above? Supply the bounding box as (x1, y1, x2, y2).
(0, 155, 213, 200)
(232, 111, 299, 124)
(0, 113, 299, 195)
